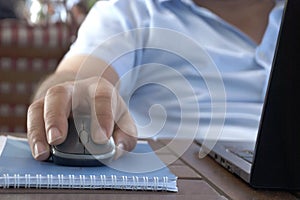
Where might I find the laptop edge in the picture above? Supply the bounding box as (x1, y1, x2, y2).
(199, 0, 300, 190)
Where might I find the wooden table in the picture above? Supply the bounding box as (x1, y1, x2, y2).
(0, 135, 299, 200)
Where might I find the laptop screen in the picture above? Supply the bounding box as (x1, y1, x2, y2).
(250, 0, 300, 189)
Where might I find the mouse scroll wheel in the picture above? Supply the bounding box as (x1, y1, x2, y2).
(79, 130, 89, 146)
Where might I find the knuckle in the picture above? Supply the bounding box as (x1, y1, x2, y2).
(46, 84, 69, 97)
(27, 100, 44, 115)
(27, 119, 42, 133)
(27, 122, 46, 147)
(94, 87, 114, 101)
(96, 112, 114, 121)
(44, 110, 65, 125)
(27, 130, 41, 144)
(93, 90, 116, 108)
(93, 96, 115, 120)
(93, 93, 113, 107)
(27, 101, 44, 132)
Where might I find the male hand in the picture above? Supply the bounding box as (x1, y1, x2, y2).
(27, 75, 137, 161)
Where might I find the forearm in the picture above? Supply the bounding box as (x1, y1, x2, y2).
(32, 55, 119, 102)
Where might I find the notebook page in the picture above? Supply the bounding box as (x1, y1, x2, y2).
(0, 136, 177, 192)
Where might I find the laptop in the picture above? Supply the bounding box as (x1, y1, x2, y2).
(196, 0, 300, 190)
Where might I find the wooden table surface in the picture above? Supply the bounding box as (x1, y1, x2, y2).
(0, 134, 299, 200)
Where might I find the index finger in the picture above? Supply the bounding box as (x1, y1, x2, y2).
(43, 83, 73, 145)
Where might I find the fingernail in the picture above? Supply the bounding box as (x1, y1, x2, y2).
(93, 128, 108, 144)
(48, 127, 62, 144)
(34, 142, 48, 159)
(114, 143, 125, 160)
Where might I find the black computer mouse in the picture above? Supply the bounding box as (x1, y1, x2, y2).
(51, 115, 116, 166)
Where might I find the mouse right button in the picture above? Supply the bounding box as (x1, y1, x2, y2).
(85, 137, 115, 156)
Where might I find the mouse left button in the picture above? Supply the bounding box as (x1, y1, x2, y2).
(53, 121, 85, 154)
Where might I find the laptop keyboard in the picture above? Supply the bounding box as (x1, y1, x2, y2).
(227, 148, 254, 163)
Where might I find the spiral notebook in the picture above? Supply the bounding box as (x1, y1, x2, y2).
(0, 136, 177, 192)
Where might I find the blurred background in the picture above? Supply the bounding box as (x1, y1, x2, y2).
(0, 0, 101, 133)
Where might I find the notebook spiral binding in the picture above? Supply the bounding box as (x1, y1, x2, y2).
(0, 174, 170, 191)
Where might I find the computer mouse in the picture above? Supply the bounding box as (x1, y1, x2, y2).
(51, 115, 116, 166)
